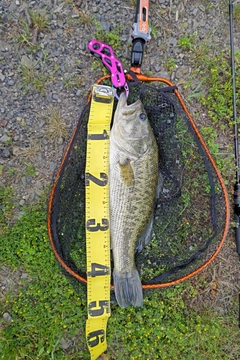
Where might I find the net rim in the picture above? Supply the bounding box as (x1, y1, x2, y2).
(47, 73, 230, 290)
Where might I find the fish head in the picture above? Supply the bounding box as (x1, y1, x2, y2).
(112, 92, 153, 158)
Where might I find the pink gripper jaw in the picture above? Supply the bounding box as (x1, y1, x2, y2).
(88, 40, 129, 97)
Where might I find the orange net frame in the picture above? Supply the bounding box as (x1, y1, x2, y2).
(48, 73, 230, 293)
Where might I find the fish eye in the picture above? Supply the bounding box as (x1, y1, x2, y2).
(139, 113, 146, 121)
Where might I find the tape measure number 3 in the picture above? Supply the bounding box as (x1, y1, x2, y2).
(85, 85, 114, 360)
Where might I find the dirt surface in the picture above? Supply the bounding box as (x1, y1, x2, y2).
(1, 0, 240, 323)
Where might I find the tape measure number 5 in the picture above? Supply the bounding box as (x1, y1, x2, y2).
(85, 85, 114, 360)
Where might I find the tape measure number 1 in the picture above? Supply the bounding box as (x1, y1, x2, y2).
(85, 85, 114, 360)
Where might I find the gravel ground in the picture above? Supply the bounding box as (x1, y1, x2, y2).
(1, 0, 240, 334)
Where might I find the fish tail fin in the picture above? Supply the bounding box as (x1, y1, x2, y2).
(113, 269, 143, 308)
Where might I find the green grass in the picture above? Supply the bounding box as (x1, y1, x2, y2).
(177, 39, 239, 183)
(62, 71, 82, 89)
(45, 106, 68, 141)
(13, 9, 49, 52)
(194, 49, 240, 181)
(93, 20, 122, 49)
(67, 10, 93, 30)
(14, 20, 34, 48)
(20, 64, 48, 94)
(177, 32, 197, 51)
(0, 197, 88, 359)
(233, 3, 240, 22)
(0, 194, 239, 359)
(24, 164, 37, 176)
(30, 9, 49, 32)
(198, 51, 239, 126)
(0, 186, 14, 235)
(164, 57, 177, 73)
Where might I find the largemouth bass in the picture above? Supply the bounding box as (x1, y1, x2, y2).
(110, 92, 159, 308)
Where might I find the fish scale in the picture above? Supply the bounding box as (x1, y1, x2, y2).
(112, 154, 157, 267)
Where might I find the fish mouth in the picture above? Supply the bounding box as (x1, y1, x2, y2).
(115, 93, 143, 120)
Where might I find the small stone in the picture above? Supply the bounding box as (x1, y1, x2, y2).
(52, 94, 59, 101)
(218, 308, 225, 315)
(175, 65, 190, 80)
(60, 337, 72, 350)
(0, 120, 7, 127)
(154, 64, 161, 72)
(19, 199, 25, 206)
(58, 137, 64, 145)
(47, 93, 52, 101)
(169, 37, 177, 47)
(19, 104, 29, 110)
(12, 146, 20, 156)
(57, 29, 63, 36)
(0, 134, 11, 143)
(50, 162, 57, 172)
(8, 80, 14, 86)
(21, 272, 28, 279)
(1, 149, 11, 158)
(21, 177, 27, 186)
(21, 55, 33, 68)
(155, 70, 170, 80)
(100, 21, 111, 32)
(76, 89, 81, 97)
(29, 193, 35, 201)
(38, 120, 46, 128)
(22, 194, 30, 200)
(192, 8, 198, 17)
(79, 42, 86, 50)
(3, 312, 13, 323)
(0, 73, 5, 82)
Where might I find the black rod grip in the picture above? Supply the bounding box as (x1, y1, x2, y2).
(235, 215, 240, 254)
(234, 183, 240, 254)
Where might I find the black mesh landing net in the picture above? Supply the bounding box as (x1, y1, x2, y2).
(48, 75, 229, 292)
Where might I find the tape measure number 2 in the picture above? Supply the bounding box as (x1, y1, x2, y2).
(85, 85, 114, 360)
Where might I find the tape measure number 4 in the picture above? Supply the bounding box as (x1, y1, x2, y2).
(85, 85, 114, 360)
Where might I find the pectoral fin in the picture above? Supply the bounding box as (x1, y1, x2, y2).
(119, 159, 134, 186)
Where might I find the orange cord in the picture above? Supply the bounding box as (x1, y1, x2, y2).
(47, 73, 230, 290)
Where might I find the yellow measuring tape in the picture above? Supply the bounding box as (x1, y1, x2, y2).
(85, 85, 114, 360)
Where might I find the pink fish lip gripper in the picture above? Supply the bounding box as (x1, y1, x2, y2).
(88, 40, 129, 97)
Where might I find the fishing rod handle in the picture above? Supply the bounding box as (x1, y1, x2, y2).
(235, 219, 240, 254)
(234, 183, 240, 254)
